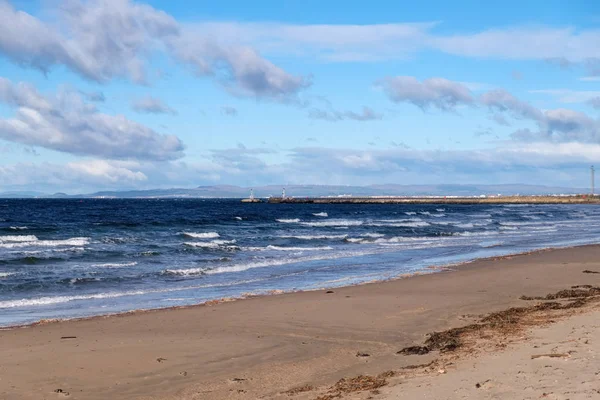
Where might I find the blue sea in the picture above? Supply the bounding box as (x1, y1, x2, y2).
(1, 199, 599, 326)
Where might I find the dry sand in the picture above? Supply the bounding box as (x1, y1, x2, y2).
(2, 245, 600, 399)
(382, 309, 600, 400)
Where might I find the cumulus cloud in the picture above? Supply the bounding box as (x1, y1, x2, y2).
(170, 32, 310, 101)
(308, 106, 382, 121)
(379, 76, 474, 111)
(479, 88, 600, 143)
(132, 95, 177, 114)
(0, 77, 184, 160)
(480, 89, 544, 121)
(220, 106, 238, 117)
(0, 0, 308, 101)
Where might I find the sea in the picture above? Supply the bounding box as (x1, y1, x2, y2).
(1, 199, 599, 327)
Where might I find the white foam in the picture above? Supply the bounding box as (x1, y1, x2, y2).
(436, 208, 445, 212)
(0, 281, 240, 309)
(300, 219, 363, 227)
(370, 221, 430, 228)
(405, 212, 417, 215)
(276, 218, 301, 223)
(0, 235, 38, 242)
(92, 262, 138, 268)
(266, 245, 333, 251)
(184, 241, 239, 250)
(455, 231, 499, 237)
(312, 212, 328, 217)
(235, 216, 243, 220)
(182, 232, 220, 239)
(430, 213, 446, 218)
(169, 249, 377, 277)
(0, 237, 89, 249)
(9, 226, 28, 230)
(361, 233, 385, 238)
(280, 234, 348, 240)
(346, 238, 366, 243)
(212, 239, 237, 245)
(0, 272, 15, 278)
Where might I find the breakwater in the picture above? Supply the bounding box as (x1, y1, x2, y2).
(266, 195, 600, 204)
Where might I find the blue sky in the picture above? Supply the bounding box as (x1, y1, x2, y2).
(0, 0, 599, 193)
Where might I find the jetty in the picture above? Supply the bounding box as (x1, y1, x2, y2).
(241, 189, 262, 203)
(266, 195, 600, 205)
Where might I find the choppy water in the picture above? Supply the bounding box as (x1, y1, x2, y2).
(1, 199, 599, 326)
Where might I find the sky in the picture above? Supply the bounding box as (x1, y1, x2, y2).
(0, 0, 599, 193)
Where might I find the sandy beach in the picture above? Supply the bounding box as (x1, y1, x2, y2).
(2, 245, 600, 400)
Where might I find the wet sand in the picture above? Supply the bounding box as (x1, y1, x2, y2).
(2, 245, 600, 399)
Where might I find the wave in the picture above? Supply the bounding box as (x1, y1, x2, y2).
(276, 218, 301, 223)
(184, 241, 239, 250)
(166, 248, 378, 277)
(348, 236, 433, 244)
(405, 211, 417, 215)
(436, 208, 445, 212)
(369, 221, 430, 228)
(362, 233, 385, 238)
(346, 238, 366, 243)
(0, 235, 38, 242)
(0, 237, 90, 249)
(9, 226, 28, 230)
(455, 231, 499, 237)
(235, 216, 243, 221)
(280, 234, 348, 240)
(266, 245, 333, 251)
(300, 219, 363, 227)
(0, 281, 245, 309)
(182, 232, 220, 239)
(312, 212, 328, 217)
(0, 272, 15, 278)
(454, 223, 474, 229)
(92, 262, 138, 268)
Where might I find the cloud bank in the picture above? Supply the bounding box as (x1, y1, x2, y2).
(0, 0, 309, 102)
(0, 77, 184, 160)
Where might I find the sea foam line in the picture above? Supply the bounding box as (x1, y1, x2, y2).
(182, 232, 220, 239)
(280, 234, 348, 240)
(92, 262, 138, 268)
(0, 237, 90, 249)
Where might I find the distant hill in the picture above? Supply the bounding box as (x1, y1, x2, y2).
(0, 184, 588, 199)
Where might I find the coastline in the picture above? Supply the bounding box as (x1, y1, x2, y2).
(2, 244, 600, 399)
(0, 243, 577, 330)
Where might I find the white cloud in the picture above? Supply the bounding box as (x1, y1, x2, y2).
(0, 77, 184, 160)
(378, 76, 475, 111)
(0, 0, 308, 101)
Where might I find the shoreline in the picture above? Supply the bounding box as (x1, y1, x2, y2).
(0, 242, 582, 331)
(2, 244, 600, 399)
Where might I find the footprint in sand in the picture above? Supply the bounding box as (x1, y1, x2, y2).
(53, 388, 70, 397)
